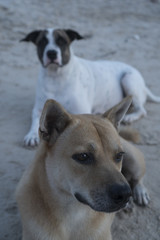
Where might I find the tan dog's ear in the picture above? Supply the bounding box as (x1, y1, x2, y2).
(103, 96, 132, 129)
(39, 100, 71, 143)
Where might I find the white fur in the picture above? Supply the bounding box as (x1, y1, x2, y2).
(24, 28, 160, 146)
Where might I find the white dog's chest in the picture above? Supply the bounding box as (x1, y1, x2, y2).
(38, 68, 92, 114)
(37, 57, 133, 114)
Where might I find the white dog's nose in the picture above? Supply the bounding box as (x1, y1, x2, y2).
(47, 50, 57, 60)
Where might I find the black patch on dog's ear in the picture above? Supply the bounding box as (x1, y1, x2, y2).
(103, 96, 132, 129)
(20, 30, 42, 44)
(65, 29, 84, 42)
(39, 99, 72, 144)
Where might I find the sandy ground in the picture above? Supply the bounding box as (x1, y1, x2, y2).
(0, 0, 160, 239)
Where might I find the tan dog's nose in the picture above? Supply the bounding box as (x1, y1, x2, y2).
(108, 184, 132, 205)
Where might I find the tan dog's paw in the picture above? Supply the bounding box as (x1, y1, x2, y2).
(133, 183, 150, 206)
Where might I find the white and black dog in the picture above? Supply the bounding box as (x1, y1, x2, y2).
(21, 28, 160, 147)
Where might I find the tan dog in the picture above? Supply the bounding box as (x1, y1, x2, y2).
(16, 97, 149, 240)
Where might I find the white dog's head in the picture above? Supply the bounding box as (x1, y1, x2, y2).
(21, 28, 84, 68)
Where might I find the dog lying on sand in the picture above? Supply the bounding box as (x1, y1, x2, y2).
(21, 28, 160, 147)
(16, 97, 149, 240)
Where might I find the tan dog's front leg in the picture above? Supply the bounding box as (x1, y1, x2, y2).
(120, 138, 150, 206)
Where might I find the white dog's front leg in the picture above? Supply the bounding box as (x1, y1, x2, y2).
(24, 108, 41, 147)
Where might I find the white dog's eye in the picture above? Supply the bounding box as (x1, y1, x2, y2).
(72, 153, 94, 165)
(115, 152, 125, 163)
(56, 37, 67, 46)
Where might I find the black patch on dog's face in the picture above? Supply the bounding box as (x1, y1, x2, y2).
(53, 29, 84, 66)
(21, 30, 49, 65)
(36, 31, 48, 65)
(53, 29, 71, 66)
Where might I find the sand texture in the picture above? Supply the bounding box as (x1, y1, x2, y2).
(0, 0, 160, 239)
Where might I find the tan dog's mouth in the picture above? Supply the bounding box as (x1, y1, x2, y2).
(74, 183, 132, 213)
(74, 192, 130, 213)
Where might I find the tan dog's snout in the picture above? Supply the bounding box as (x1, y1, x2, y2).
(75, 176, 131, 213)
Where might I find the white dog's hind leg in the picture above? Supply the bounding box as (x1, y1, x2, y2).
(122, 103, 147, 123)
(121, 72, 147, 123)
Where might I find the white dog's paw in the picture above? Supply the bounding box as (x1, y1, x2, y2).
(133, 183, 150, 206)
(123, 113, 141, 124)
(123, 114, 135, 124)
(123, 109, 147, 124)
(24, 131, 39, 147)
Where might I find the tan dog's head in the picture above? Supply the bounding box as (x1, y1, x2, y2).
(39, 97, 132, 213)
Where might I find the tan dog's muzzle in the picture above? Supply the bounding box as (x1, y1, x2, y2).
(75, 178, 131, 213)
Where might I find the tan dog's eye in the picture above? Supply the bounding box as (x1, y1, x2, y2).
(72, 153, 94, 165)
(115, 152, 125, 163)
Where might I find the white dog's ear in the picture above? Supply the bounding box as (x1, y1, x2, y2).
(20, 30, 42, 45)
(103, 96, 132, 129)
(39, 100, 71, 143)
(65, 29, 84, 42)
